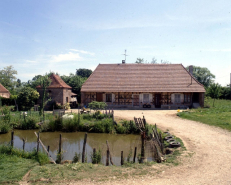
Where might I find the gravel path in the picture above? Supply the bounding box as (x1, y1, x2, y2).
(108, 110, 231, 185)
(29, 109, 231, 185)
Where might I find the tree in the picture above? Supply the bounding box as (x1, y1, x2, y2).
(151, 57, 157, 64)
(135, 58, 145, 64)
(61, 73, 87, 103)
(186, 66, 215, 88)
(76, 68, 92, 78)
(207, 83, 221, 107)
(0, 66, 17, 92)
(219, 84, 231, 99)
(17, 87, 39, 110)
(38, 75, 52, 119)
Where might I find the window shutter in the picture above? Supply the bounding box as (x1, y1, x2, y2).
(112, 94, 115, 102)
(149, 94, 152, 103)
(180, 94, 184, 103)
(171, 94, 175, 103)
(103, 94, 106, 102)
(139, 94, 143, 102)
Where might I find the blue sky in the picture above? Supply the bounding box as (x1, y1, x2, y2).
(0, 0, 230, 86)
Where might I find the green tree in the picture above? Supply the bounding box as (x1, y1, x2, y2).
(76, 68, 92, 78)
(0, 66, 17, 92)
(207, 83, 221, 107)
(61, 73, 87, 102)
(219, 85, 231, 99)
(135, 58, 145, 63)
(186, 66, 215, 88)
(38, 75, 52, 119)
(17, 87, 39, 110)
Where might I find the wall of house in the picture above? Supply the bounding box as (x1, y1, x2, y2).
(81, 92, 194, 109)
(37, 88, 73, 106)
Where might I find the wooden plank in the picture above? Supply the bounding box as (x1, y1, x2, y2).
(34, 132, 56, 164)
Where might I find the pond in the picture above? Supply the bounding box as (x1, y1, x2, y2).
(0, 130, 153, 165)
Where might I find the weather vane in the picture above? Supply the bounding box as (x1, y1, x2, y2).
(122, 49, 128, 62)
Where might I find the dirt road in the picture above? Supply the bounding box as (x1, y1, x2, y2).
(95, 110, 231, 185)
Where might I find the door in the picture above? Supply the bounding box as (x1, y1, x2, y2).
(133, 95, 139, 106)
(192, 93, 199, 103)
(155, 94, 161, 108)
(96, 93, 103, 102)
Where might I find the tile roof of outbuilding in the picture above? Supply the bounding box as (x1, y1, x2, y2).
(81, 63, 206, 93)
(0, 83, 10, 93)
(37, 74, 72, 89)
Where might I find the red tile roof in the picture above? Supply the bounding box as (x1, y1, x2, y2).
(0, 83, 10, 93)
(81, 64, 206, 93)
(37, 74, 72, 89)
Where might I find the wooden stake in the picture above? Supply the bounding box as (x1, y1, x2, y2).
(34, 132, 56, 164)
(37, 132, 40, 153)
(121, 151, 124, 166)
(82, 133, 87, 163)
(133, 147, 137, 163)
(22, 138, 25, 151)
(141, 132, 145, 163)
(92, 148, 96, 164)
(47, 145, 50, 155)
(106, 149, 109, 166)
(58, 134, 62, 159)
(11, 131, 14, 147)
(106, 140, 114, 165)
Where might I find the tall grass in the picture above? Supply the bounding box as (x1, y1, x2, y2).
(0, 145, 50, 165)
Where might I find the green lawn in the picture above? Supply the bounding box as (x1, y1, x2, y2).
(0, 154, 38, 183)
(178, 98, 231, 131)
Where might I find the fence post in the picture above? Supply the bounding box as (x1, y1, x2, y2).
(37, 132, 40, 153)
(22, 138, 25, 151)
(82, 133, 87, 163)
(47, 145, 50, 155)
(121, 151, 124, 166)
(106, 149, 109, 166)
(140, 132, 145, 163)
(11, 131, 14, 147)
(133, 147, 137, 163)
(92, 148, 96, 164)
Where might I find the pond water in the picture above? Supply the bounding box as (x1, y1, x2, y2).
(0, 130, 154, 165)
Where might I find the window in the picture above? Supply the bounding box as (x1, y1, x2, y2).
(175, 94, 181, 103)
(184, 94, 191, 103)
(143, 94, 149, 103)
(66, 97, 68, 103)
(106, 94, 112, 102)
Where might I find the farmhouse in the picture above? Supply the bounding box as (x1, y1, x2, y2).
(36, 74, 77, 108)
(0, 83, 10, 98)
(81, 63, 206, 109)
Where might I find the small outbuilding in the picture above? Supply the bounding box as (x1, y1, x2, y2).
(0, 83, 10, 98)
(36, 74, 77, 108)
(81, 63, 206, 109)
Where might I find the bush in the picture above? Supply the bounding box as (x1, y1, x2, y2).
(91, 148, 102, 164)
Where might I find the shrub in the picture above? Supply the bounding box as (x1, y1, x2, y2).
(72, 152, 81, 163)
(91, 148, 102, 164)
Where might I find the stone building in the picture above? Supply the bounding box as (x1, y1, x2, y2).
(36, 74, 77, 108)
(81, 63, 205, 109)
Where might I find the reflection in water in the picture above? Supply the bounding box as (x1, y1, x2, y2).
(0, 130, 154, 165)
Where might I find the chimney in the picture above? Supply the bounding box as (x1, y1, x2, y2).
(122, 60, 125, 64)
(189, 65, 193, 75)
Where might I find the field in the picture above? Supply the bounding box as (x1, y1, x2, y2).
(178, 98, 231, 131)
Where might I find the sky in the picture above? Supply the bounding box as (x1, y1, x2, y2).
(0, 0, 230, 86)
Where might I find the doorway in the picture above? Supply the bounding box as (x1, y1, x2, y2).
(155, 94, 161, 108)
(96, 93, 103, 102)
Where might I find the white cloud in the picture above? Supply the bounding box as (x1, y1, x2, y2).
(25, 60, 38, 64)
(203, 48, 231, 52)
(51, 52, 82, 63)
(69, 49, 95, 56)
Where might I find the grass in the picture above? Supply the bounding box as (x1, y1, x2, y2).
(0, 154, 38, 183)
(177, 98, 231, 131)
(0, 145, 50, 184)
